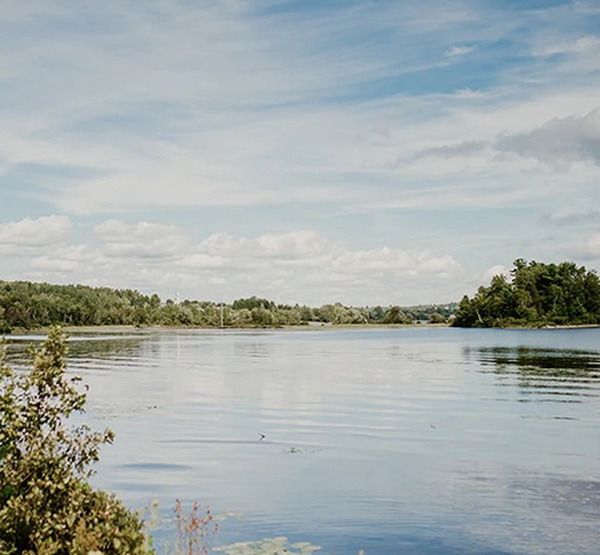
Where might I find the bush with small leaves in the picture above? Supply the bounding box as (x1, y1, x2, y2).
(0, 327, 154, 555)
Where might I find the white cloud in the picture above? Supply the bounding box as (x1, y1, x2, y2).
(533, 34, 600, 57)
(444, 45, 475, 57)
(460, 264, 512, 294)
(0, 0, 599, 296)
(574, 1, 600, 15)
(540, 208, 600, 226)
(483, 265, 509, 282)
(191, 230, 462, 304)
(194, 230, 459, 278)
(568, 233, 600, 260)
(196, 231, 345, 266)
(178, 253, 227, 269)
(0, 215, 72, 248)
(94, 220, 191, 257)
(3, 0, 595, 217)
(20, 225, 463, 305)
(256, 230, 336, 259)
(399, 106, 600, 174)
(454, 88, 486, 99)
(31, 245, 107, 272)
(495, 106, 600, 169)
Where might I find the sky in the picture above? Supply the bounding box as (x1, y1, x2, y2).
(0, 0, 599, 306)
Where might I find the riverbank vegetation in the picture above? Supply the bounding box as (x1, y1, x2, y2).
(0, 328, 153, 554)
(2, 259, 598, 333)
(453, 259, 600, 328)
(0, 280, 456, 333)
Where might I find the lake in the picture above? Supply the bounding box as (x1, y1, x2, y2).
(6, 327, 600, 555)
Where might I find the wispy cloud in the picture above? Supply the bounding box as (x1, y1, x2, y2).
(400, 106, 600, 171)
(532, 34, 600, 57)
(540, 208, 600, 227)
(444, 45, 476, 57)
(3, 0, 588, 215)
(568, 232, 600, 261)
(495, 107, 600, 168)
(0, 0, 599, 301)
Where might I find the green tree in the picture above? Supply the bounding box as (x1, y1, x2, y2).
(429, 313, 446, 324)
(454, 260, 600, 328)
(251, 306, 276, 327)
(383, 306, 411, 324)
(0, 328, 152, 555)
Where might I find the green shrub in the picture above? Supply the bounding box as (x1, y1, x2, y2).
(0, 327, 153, 555)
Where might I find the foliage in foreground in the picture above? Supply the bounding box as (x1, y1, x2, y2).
(453, 259, 600, 328)
(0, 327, 153, 555)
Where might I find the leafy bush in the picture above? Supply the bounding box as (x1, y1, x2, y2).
(0, 327, 154, 555)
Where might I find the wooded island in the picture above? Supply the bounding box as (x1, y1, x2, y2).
(453, 259, 600, 328)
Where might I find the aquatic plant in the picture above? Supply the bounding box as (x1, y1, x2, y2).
(174, 499, 219, 555)
(214, 537, 321, 555)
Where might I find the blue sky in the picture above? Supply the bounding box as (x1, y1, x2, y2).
(0, 0, 599, 305)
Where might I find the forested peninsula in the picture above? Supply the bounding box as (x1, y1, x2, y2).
(453, 259, 600, 328)
(0, 280, 455, 333)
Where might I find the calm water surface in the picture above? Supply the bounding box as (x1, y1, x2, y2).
(7, 327, 600, 555)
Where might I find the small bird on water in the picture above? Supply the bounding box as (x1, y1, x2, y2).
(259, 433, 266, 441)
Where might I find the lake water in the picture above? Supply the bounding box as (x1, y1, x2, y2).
(6, 327, 600, 555)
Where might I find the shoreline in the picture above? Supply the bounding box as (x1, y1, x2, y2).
(540, 324, 600, 329)
(4, 322, 600, 337)
(5, 322, 450, 335)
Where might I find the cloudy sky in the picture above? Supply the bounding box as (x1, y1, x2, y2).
(1, 0, 599, 306)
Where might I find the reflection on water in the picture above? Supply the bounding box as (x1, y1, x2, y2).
(466, 345, 600, 402)
(3, 327, 600, 555)
(473, 345, 600, 376)
(4, 332, 150, 367)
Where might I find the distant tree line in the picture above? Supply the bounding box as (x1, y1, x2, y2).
(453, 259, 600, 328)
(0, 281, 456, 332)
